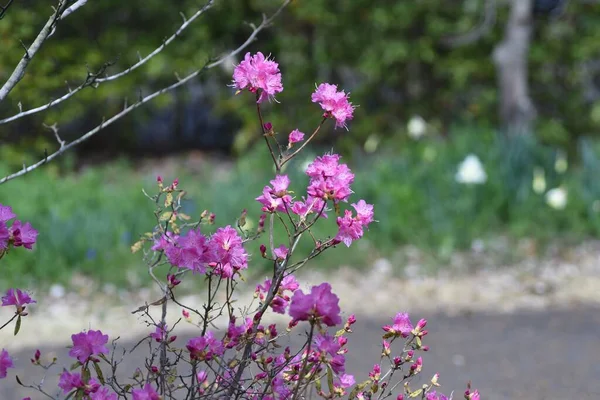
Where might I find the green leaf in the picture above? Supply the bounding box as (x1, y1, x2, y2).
(13, 315, 21, 336)
(93, 362, 105, 385)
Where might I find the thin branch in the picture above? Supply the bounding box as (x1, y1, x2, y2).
(0, 0, 293, 186)
(0, 0, 14, 20)
(0, 0, 215, 125)
(0, 0, 69, 103)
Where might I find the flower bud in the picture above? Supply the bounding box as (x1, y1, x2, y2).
(260, 244, 267, 257)
(151, 366, 159, 374)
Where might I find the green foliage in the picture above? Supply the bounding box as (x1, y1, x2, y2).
(2, 1, 600, 161)
(3, 125, 600, 289)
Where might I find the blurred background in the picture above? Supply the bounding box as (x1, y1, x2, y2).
(1, 0, 600, 290)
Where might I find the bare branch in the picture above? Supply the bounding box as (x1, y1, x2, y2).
(0, 0, 14, 20)
(60, 0, 88, 20)
(0, 0, 293, 186)
(441, 0, 498, 48)
(0, 0, 215, 125)
(0, 0, 69, 103)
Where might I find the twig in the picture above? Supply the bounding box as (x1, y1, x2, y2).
(0, 0, 215, 125)
(0, 0, 291, 185)
(0, 0, 69, 102)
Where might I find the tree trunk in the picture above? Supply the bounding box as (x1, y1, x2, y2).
(493, 0, 536, 135)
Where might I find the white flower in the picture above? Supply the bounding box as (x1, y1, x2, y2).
(407, 115, 427, 139)
(455, 154, 487, 184)
(545, 187, 567, 210)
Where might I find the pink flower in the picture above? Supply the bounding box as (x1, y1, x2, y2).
(177, 228, 209, 273)
(0, 204, 16, 223)
(288, 129, 305, 145)
(337, 373, 355, 388)
(0, 222, 9, 250)
(465, 389, 480, 400)
(256, 175, 293, 213)
(206, 226, 248, 277)
(273, 245, 288, 261)
(256, 274, 299, 314)
(426, 391, 449, 400)
(69, 330, 109, 363)
(132, 383, 160, 400)
(150, 323, 168, 343)
(1, 288, 36, 312)
(58, 371, 84, 393)
(290, 196, 329, 219)
(186, 331, 224, 361)
(289, 282, 341, 326)
(311, 83, 355, 129)
(232, 52, 283, 103)
(91, 387, 117, 400)
(0, 349, 13, 379)
(305, 154, 354, 203)
(334, 200, 374, 247)
(382, 312, 414, 338)
(226, 316, 252, 347)
(10, 220, 38, 249)
(314, 333, 346, 374)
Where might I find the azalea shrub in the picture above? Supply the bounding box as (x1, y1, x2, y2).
(0, 52, 480, 400)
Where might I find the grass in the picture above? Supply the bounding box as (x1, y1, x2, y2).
(2, 126, 600, 290)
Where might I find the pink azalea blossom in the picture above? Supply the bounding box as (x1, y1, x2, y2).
(150, 323, 168, 343)
(10, 220, 38, 249)
(288, 129, 305, 145)
(186, 331, 225, 361)
(335, 200, 374, 247)
(426, 391, 449, 400)
(337, 373, 356, 388)
(256, 274, 299, 314)
(314, 333, 346, 374)
(256, 175, 293, 213)
(291, 196, 329, 219)
(232, 52, 283, 103)
(0, 204, 16, 223)
(289, 282, 342, 326)
(311, 83, 355, 129)
(0, 222, 9, 250)
(132, 383, 160, 400)
(226, 317, 252, 348)
(382, 312, 414, 338)
(91, 387, 118, 400)
(0, 349, 13, 379)
(1, 288, 36, 311)
(273, 245, 288, 261)
(58, 371, 84, 393)
(305, 154, 354, 203)
(177, 228, 209, 273)
(69, 330, 109, 363)
(206, 226, 248, 277)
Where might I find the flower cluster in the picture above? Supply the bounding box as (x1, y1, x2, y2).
(232, 52, 283, 103)
(0, 203, 37, 254)
(335, 199, 374, 247)
(153, 225, 248, 278)
(311, 83, 355, 129)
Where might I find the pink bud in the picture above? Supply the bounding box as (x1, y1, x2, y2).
(396, 395, 404, 400)
(169, 335, 177, 343)
(157, 176, 163, 183)
(264, 122, 273, 131)
(151, 365, 159, 373)
(416, 318, 427, 330)
(260, 244, 267, 257)
(422, 345, 430, 351)
(338, 336, 348, 347)
(182, 309, 190, 319)
(347, 314, 357, 325)
(256, 371, 268, 380)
